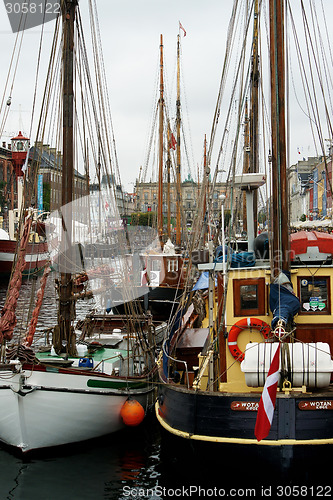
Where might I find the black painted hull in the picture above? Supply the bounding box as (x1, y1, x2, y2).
(156, 383, 333, 463)
(112, 286, 184, 320)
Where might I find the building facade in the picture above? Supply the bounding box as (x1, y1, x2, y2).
(135, 176, 226, 227)
(288, 155, 332, 223)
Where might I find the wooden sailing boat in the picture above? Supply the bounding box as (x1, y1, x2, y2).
(0, 0, 156, 454)
(0, 132, 48, 277)
(112, 34, 188, 322)
(156, 0, 333, 468)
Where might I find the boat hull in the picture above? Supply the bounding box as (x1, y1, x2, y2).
(156, 384, 333, 447)
(112, 285, 184, 320)
(0, 240, 49, 276)
(0, 365, 155, 453)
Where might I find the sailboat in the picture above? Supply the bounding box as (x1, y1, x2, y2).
(0, 132, 48, 277)
(0, 1, 156, 454)
(112, 34, 189, 322)
(155, 0, 333, 467)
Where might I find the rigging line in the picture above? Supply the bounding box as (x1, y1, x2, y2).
(295, 0, 333, 199)
(178, 42, 196, 179)
(142, 104, 159, 184)
(28, 0, 48, 140)
(4, 17, 28, 120)
(142, 51, 160, 183)
(0, 11, 27, 135)
(287, 10, 318, 160)
(212, 0, 254, 185)
(207, 0, 242, 165)
(90, 0, 122, 191)
(76, 26, 99, 173)
(288, 3, 330, 154)
(319, 0, 333, 70)
(310, 0, 333, 118)
(300, 0, 333, 143)
(208, 0, 253, 170)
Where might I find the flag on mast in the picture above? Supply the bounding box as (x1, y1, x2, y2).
(179, 21, 186, 37)
(21, 147, 31, 178)
(254, 343, 281, 441)
(169, 133, 176, 150)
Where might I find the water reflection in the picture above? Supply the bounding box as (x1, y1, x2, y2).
(0, 416, 161, 500)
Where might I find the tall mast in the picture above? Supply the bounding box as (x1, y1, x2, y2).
(269, 0, 289, 275)
(242, 98, 250, 233)
(58, 0, 77, 356)
(203, 135, 207, 246)
(250, 0, 259, 236)
(175, 35, 181, 247)
(167, 127, 171, 239)
(158, 34, 164, 242)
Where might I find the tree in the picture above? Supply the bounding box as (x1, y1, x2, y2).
(131, 211, 157, 227)
(43, 183, 50, 212)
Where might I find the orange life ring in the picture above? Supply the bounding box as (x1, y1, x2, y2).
(228, 317, 271, 362)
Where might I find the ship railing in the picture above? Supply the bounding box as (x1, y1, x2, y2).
(161, 338, 190, 388)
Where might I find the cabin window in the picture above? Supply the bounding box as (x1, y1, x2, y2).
(233, 278, 265, 316)
(167, 259, 178, 273)
(151, 260, 162, 272)
(297, 276, 331, 314)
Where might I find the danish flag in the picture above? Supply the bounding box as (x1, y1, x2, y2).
(254, 343, 281, 441)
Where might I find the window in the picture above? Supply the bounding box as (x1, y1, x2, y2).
(297, 276, 331, 314)
(167, 259, 178, 273)
(233, 278, 266, 316)
(151, 259, 162, 272)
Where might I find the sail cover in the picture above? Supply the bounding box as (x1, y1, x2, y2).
(269, 271, 300, 329)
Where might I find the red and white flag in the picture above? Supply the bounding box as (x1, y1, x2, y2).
(141, 267, 149, 286)
(179, 21, 186, 37)
(254, 343, 281, 441)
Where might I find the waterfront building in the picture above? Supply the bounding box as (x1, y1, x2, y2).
(135, 175, 225, 228)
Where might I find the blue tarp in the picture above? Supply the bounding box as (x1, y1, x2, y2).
(192, 271, 217, 291)
(215, 246, 256, 268)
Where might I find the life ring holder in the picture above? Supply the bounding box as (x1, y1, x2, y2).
(228, 317, 271, 362)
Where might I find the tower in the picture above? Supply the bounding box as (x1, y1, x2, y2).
(11, 131, 29, 177)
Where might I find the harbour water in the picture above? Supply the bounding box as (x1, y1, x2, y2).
(0, 278, 331, 499)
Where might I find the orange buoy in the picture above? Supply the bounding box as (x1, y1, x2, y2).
(120, 399, 145, 426)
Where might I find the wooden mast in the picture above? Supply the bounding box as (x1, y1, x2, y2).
(250, 0, 259, 237)
(269, 0, 289, 275)
(158, 34, 164, 243)
(242, 98, 250, 233)
(175, 34, 182, 247)
(203, 135, 207, 246)
(57, 0, 77, 356)
(167, 127, 171, 239)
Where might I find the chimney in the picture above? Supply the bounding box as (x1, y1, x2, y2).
(2, 142, 5, 148)
(8, 144, 11, 150)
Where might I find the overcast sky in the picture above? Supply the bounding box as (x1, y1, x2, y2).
(0, 1, 332, 192)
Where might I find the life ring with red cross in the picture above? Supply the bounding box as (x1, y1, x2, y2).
(228, 317, 271, 362)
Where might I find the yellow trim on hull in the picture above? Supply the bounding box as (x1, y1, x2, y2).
(155, 402, 333, 446)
